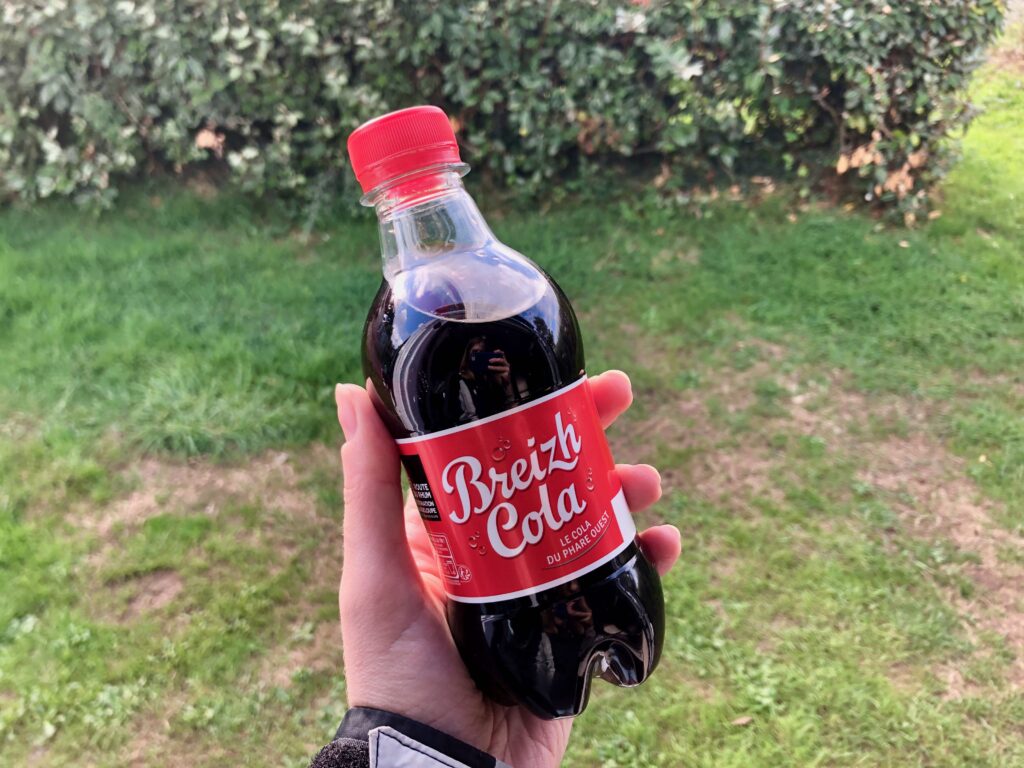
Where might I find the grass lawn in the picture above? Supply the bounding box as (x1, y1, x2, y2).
(2, 28, 1023, 768)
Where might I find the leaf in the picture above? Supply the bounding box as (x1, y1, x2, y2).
(731, 715, 754, 727)
(717, 18, 735, 45)
(653, 162, 672, 189)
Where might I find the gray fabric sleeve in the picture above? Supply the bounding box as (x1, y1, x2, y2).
(369, 726, 476, 767)
(309, 728, 514, 768)
(313, 707, 514, 768)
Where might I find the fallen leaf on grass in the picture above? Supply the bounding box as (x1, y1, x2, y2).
(731, 715, 754, 727)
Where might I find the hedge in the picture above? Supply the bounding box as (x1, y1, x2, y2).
(0, 1, 1004, 213)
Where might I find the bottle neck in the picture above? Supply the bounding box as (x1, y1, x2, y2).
(366, 167, 493, 280)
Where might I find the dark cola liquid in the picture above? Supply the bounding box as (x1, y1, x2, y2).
(362, 276, 664, 718)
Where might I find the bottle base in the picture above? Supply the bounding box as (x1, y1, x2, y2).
(448, 545, 665, 719)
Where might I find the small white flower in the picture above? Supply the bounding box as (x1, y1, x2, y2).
(615, 9, 648, 34)
(675, 58, 704, 81)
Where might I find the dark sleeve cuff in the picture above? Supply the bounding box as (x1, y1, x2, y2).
(335, 707, 503, 768)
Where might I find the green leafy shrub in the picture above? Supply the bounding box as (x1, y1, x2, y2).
(0, 1, 1003, 213)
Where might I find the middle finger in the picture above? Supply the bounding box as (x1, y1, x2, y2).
(617, 463, 662, 512)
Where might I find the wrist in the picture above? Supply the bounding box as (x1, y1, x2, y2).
(329, 707, 511, 768)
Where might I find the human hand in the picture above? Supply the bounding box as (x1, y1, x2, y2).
(334, 371, 681, 768)
(487, 349, 511, 383)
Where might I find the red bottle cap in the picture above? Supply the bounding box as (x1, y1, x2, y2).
(347, 106, 461, 194)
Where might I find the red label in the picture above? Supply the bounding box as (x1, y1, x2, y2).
(397, 376, 636, 602)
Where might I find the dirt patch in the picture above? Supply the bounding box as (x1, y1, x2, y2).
(1010, 0, 1024, 25)
(779, 368, 1024, 692)
(689, 445, 781, 504)
(26, 747, 52, 766)
(785, 373, 931, 446)
(122, 569, 185, 620)
(621, 340, 793, 503)
(988, 42, 1024, 74)
(858, 433, 1024, 690)
(81, 445, 335, 537)
(81, 443, 339, 628)
(988, 6, 1024, 72)
(930, 660, 991, 702)
(621, 340, 1023, 693)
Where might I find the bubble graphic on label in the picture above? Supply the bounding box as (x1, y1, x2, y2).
(477, 545, 488, 556)
(491, 436, 512, 462)
(585, 467, 595, 492)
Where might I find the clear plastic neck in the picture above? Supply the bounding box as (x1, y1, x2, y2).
(363, 164, 493, 281)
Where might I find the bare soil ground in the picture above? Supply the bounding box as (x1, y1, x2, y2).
(81, 449, 326, 537)
(625, 340, 1024, 694)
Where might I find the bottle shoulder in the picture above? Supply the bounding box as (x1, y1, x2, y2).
(362, 249, 585, 437)
(365, 241, 580, 354)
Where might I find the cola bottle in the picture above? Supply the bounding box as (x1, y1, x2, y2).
(347, 106, 665, 719)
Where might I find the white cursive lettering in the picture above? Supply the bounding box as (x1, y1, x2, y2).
(440, 409, 591, 558)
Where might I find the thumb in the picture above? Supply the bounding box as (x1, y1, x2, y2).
(335, 383, 418, 592)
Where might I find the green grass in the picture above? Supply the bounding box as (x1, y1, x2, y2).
(2, 32, 1024, 768)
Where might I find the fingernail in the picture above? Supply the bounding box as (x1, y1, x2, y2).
(335, 384, 358, 439)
